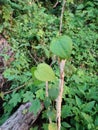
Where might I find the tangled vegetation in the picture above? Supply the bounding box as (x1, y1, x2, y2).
(0, 0, 98, 130)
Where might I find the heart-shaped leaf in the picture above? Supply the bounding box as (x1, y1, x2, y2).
(50, 35, 73, 59)
(34, 63, 56, 81)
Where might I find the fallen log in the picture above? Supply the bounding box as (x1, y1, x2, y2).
(0, 102, 44, 130)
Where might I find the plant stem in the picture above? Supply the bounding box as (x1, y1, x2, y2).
(56, 59, 66, 130)
(59, 0, 66, 34)
(45, 81, 52, 123)
(46, 81, 49, 97)
(53, 0, 59, 8)
(4, 79, 32, 95)
(4, 83, 26, 95)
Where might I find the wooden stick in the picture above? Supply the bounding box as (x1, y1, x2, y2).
(56, 0, 66, 129)
(56, 60, 66, 130)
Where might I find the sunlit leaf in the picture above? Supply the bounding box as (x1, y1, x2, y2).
(35, 88, 45, 100)
(0, 92, 4, 99)
(48, 123, 57, 130)
(50, 35, 73, 59)
(81, 112, 93, 123)
(34, 63, 56, 81)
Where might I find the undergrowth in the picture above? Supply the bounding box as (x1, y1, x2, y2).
(0, 0, 98, 129)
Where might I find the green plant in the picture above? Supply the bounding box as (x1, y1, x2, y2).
(0, 0, 98, 130)
(33, 34, 73, 130)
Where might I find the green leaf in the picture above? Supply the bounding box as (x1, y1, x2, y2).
(49, 87, 58, 99)
(67, 0, 74, 3)
(29, 99, 41, 115)
(42, 46, 50, 58)
(34, 63, 56, 81)
(35, 88, 45, 100)
(32, 45, 50, 58)
(95, 116, 98, 126)
(75, 95, 82, 108)
(50, 35, 73, 59)
(48, 123, 57, 130)
(64, 62, 76, 77)
(44, 97, 51, 108)
(2, 5, 13, 21)
(62, 122, 71, 128)
(9, 93, 21, 107)
(0, 92, 4, 99)
(47, 109, 56, 121)
(82, 101, 95, 112)
(30, 127, 38, 130)
(81, 112, 93, 123)
(62, 105, 72, 118)
(42, 123, 48, 130)
(23, 91, 35, 102)
(77, 4, 84, 10)
(31, 67, 37, 78)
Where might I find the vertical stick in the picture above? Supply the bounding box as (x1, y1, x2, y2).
(56, 0, 66, 130)
(46, 81, 49, 97)
(56, 60, 66, 130)
(59, 0, 66, 34)
(46, 81, 52, 123)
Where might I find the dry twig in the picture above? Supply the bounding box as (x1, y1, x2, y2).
(59, 0, 66, 34)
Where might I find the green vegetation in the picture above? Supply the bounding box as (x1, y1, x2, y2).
(0, 0, 98, 130)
